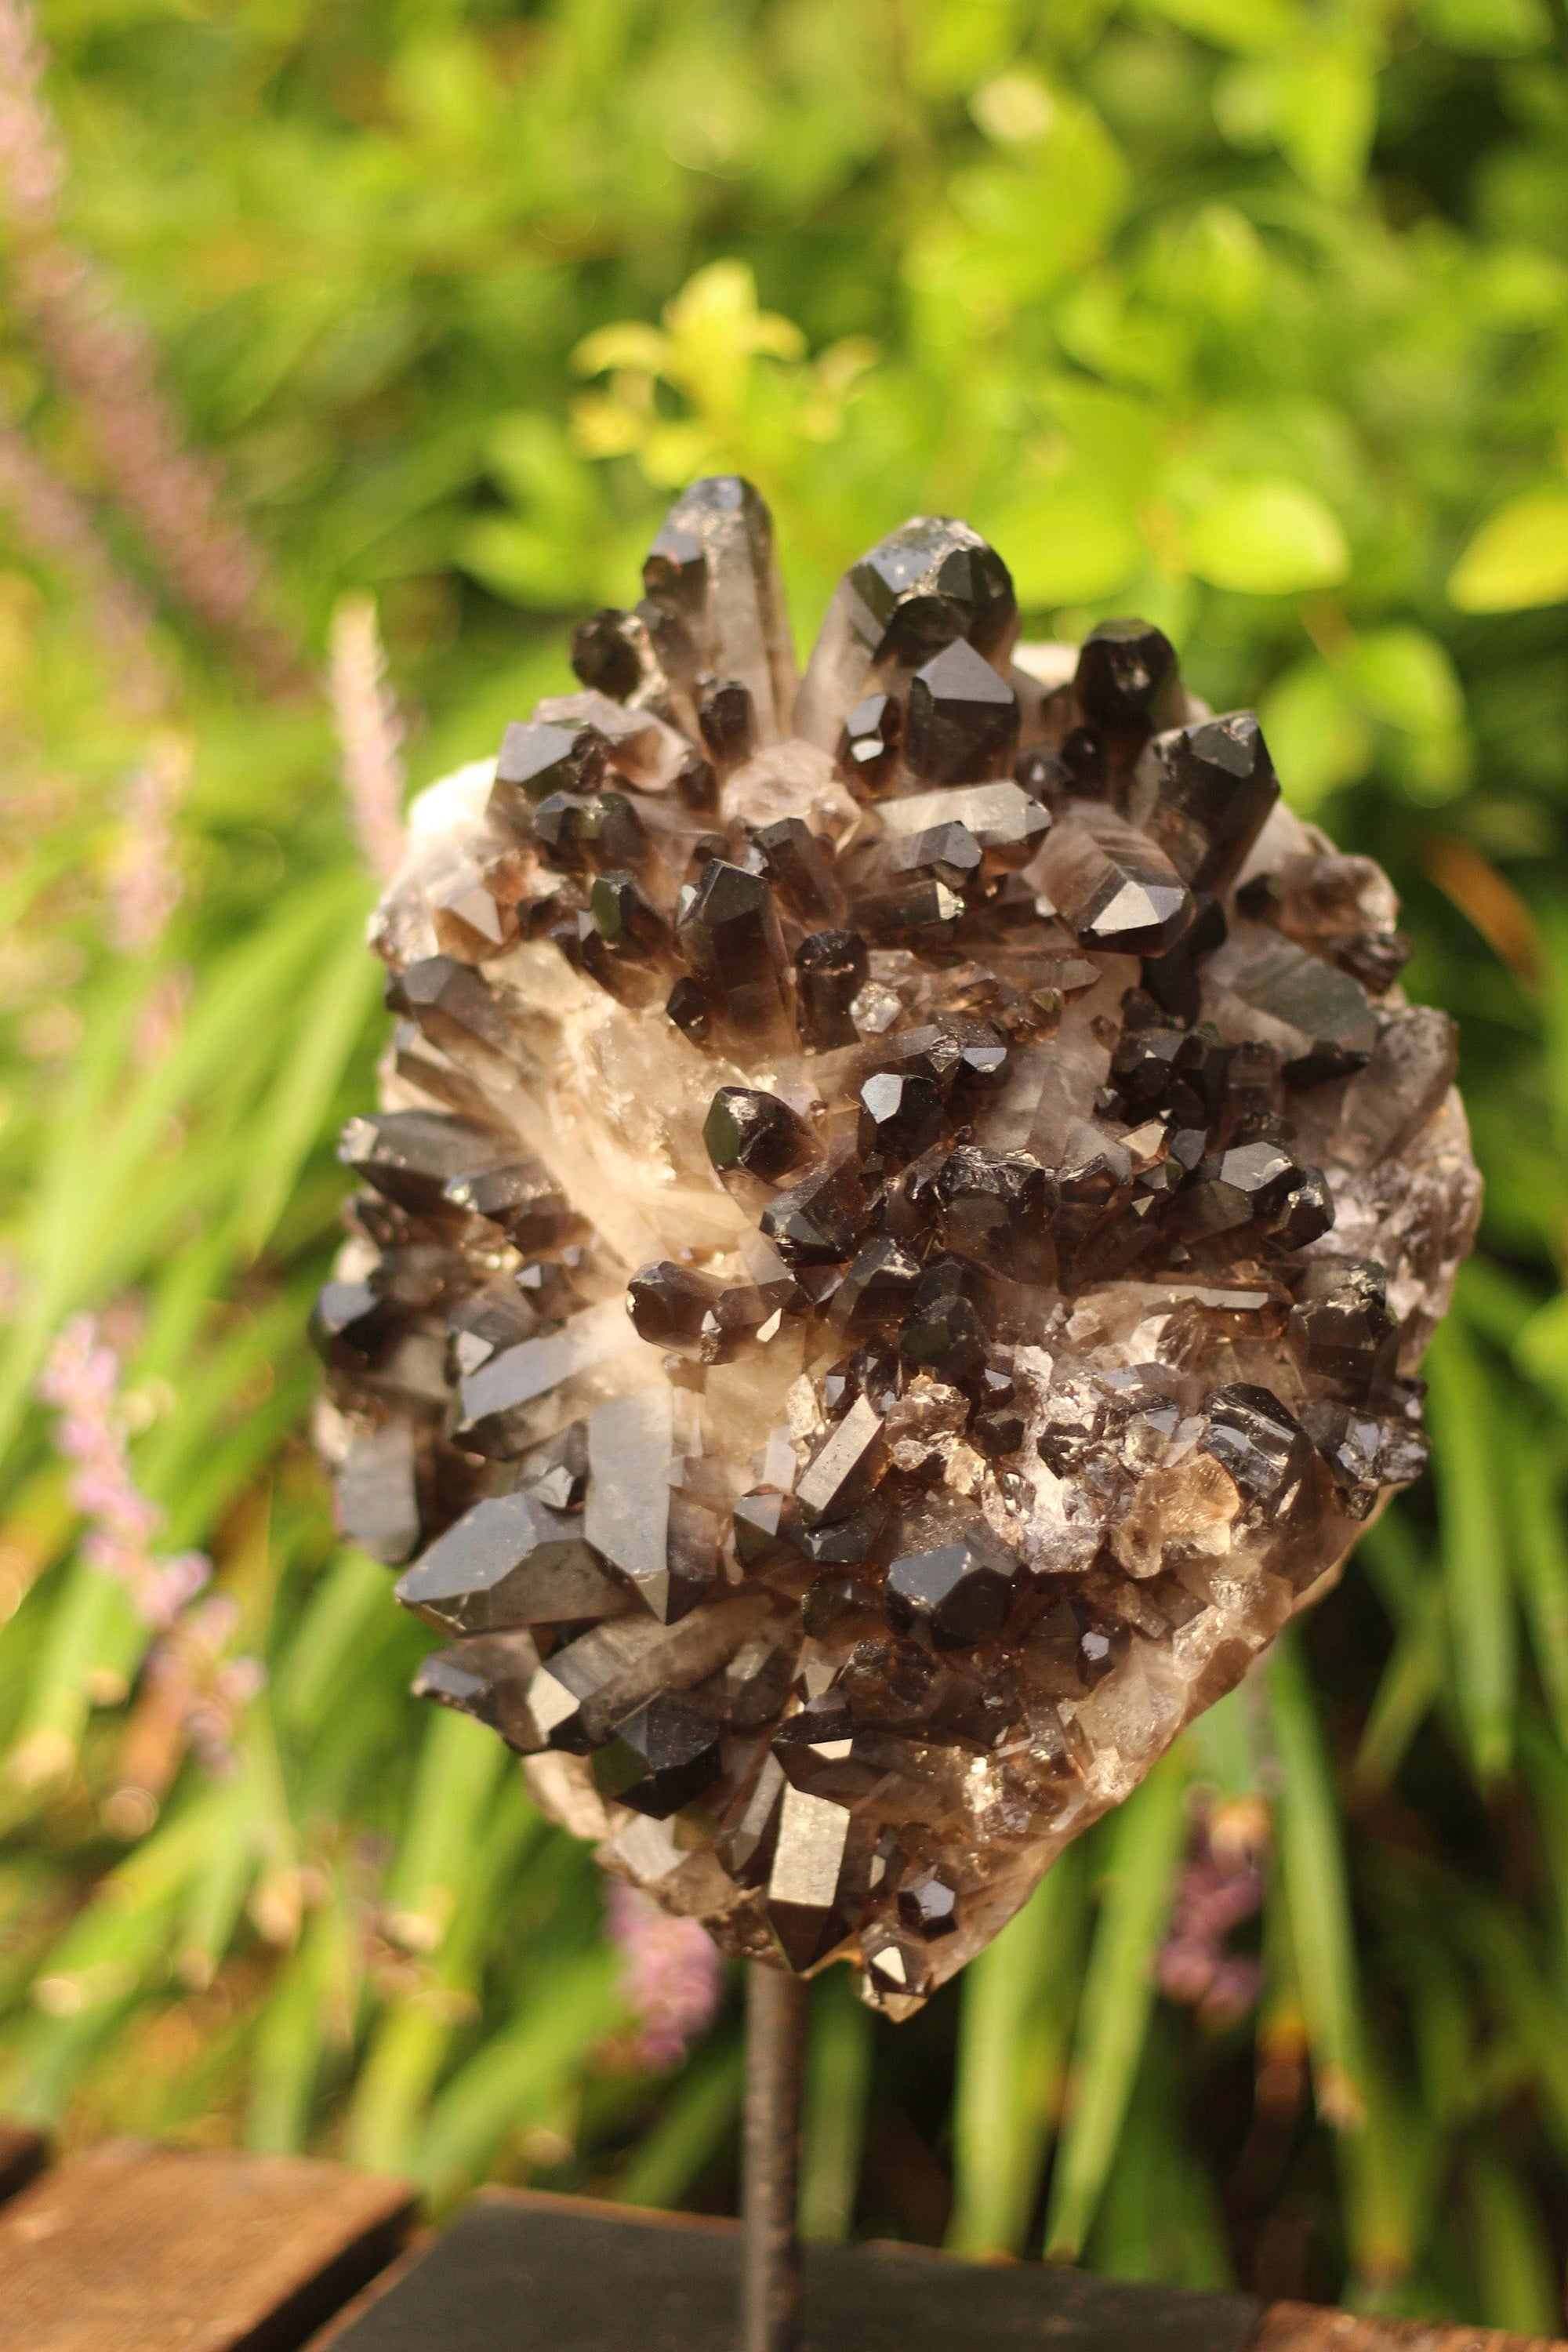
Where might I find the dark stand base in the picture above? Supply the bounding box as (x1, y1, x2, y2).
(319, 2188, 1264, 2352)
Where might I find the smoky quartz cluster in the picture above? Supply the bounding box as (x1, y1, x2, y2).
(315, 478, 1479, 2011)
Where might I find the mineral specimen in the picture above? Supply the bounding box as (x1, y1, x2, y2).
(315, 479, 1480, 2015)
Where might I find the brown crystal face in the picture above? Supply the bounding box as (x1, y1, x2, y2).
(315, 477, 1480, 2014)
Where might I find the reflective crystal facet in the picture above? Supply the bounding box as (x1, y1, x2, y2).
(325, 477, 1479, 2013)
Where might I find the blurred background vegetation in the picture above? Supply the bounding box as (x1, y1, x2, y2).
(0, 0, 1566, 2325)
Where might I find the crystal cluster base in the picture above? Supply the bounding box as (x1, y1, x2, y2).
(314, 479, 1479, 2013)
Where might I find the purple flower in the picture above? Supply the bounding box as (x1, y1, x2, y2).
(37, 1313, 263, 1777)
(0, 423, 167, 714)
(108, 734, 189, 954)
(1157, 1795, 1269, 2029)
(604, 1878, 723, 2070)
(0, 0, 300, 690)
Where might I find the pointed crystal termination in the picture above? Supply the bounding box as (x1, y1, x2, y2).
(903, 639, 1020, 785)
(765, 1783, 856, 1969)
(396, 1489, 630, 1635)
(592, 1695, 724, 1817)
(584, 1388, 715, 1623)
(1073, 619, 1185, 749)
(388, 958, 520, 1063)
(414, 1632, 544, 1752)
(794, 517, 1017, 750)
(795, 929, 868, 1051)
(335, 484, 1479, 2011)
(523, 1593, 772, 1755)
(885, 1537, 1015, 1649)
(641, 476, 797, 746)
(879, 780, 1050, 866)
(1036, 809, 1194, 957)
(570, 607, 656, 704)
(1128, 712, 1281, 897)
(704, 1087, 818, 1188)
(489, 718, 605, 834)
(675, 858, 790, 1036)
(338, 1111, 515, 1219)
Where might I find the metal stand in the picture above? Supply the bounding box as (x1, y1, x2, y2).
(740, 1962, 807, 2352)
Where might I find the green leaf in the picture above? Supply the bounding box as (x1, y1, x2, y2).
(228, 916, 381, 1258)
(978, 481, 1144, 608)
(1141, 0, 1302, 53)
(1043, 1753, 1189, 2261)
(1214, 41, 1380, 200)
(1343, 626, 1464, 734)
(1419, 0, 1552, 56)
(1448, 489, 1568, 614)
(1515, 1290, 1568, 1412)
(1183, 478, 1350, 596)
(1087, 2024, 1234, 2288)
(1260, 657, 1373, 810)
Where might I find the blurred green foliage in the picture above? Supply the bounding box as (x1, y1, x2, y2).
(1, 0, 1567, 2323)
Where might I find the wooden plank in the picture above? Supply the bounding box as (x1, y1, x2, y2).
(0, 2140, 415, 2352)
(310, 2186, 1267, 2351)
(1254, 2304, 1564, 2352)
(0, 2118, 47, 2205)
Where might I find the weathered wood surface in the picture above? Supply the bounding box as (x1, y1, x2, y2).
(307, 2187, 1568, 2352)
(1253, 2307, 1563, 2352)
(0, 2139, 414, 2352)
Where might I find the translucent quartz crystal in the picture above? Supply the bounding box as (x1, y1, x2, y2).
(316, 477, 1480, 2014)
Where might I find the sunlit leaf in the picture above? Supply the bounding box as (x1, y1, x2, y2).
(1448, 489, 1568, 613)
(1182, 477, 1350, 595)
(1419, 0, 1552, 56)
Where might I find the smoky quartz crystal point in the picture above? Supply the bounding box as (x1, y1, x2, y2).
(316, 477, 1480, 2015)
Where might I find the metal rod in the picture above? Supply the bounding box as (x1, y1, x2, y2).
(741, 1962, 808, 2352)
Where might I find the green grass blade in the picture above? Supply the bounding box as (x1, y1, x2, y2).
(415, 1947, 622, 2205)
(616, 2035, 745, 2212)
(227, 909, 379, 1258)
(382, 1705, 511, 1954)
(1424, 1323, 1516, 1786)
(1466, 2147, 1560, 2336)
(1509, 1441, 1568, 1750)
(1269, 1632, 1367, 2131)
(1043, 1752, 1189, 2263)
(1354, 1578, 1446, 1788)
(948, 1846, 1085, 2258)
(800, 1965, 873, 2243)
(1086, 2021, 1232, 2289)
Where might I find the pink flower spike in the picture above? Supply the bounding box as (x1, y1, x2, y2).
(328, 592, 407, 882)
(604, 1879, 723, 2071)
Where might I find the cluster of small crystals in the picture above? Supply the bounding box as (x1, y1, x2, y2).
(313, 477, 1480, 2014)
